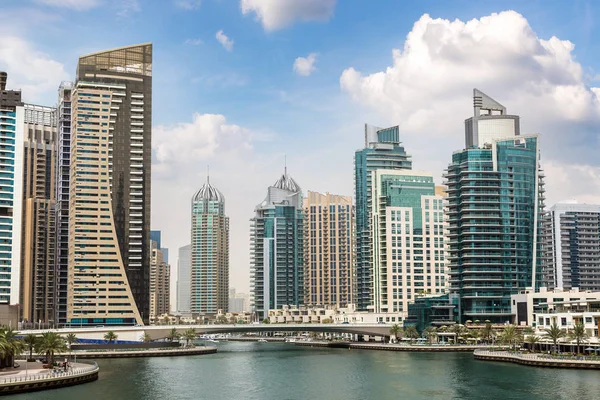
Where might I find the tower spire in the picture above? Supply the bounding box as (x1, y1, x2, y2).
(207, 165, 210, 184)
(284, 155, 287, 175)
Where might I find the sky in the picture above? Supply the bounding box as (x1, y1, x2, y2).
(2, 0, 600, 309)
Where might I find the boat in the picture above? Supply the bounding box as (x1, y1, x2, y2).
(207, 339, 220, 343)
(258, 339, 268, 343)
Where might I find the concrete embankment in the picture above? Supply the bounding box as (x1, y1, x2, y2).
(0, 362, 98, 396)
(72, 346, 217, 359)
(474, 350, 600, 369)
(295, 341, 507, 352)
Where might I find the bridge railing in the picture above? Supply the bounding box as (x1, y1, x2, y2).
(0, 362, 98, 385)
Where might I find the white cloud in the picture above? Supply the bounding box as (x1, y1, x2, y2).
(241, 0, 336, 31)
(216, 30, 234, 51)
(174, 0, 201, 10)
(293, 53, 317, 76)
(340, 10, 600, 207)
(0, 36, 69, 104)
(116, 0, 141, 17)
(34, 0, 100, 10)
(185, 38, 203, 45)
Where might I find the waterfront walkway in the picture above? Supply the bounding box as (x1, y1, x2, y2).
(296, 341, 508, 352)
(71, 346, 217, 359)
(474, 350, 600, 369)
(0, 362, 98, 395)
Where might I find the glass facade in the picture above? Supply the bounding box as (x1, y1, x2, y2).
(446, 136, 544, 323)
(354, 124, 412, 311)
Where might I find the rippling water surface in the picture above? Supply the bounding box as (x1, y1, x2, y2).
(14, 342, 600, 400)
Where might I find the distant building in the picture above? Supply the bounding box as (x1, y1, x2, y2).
(176, 244, 191, 314)
(371, 170, 447, 316)
(190, 176, 229, 315)
(403, 294, 459, 332)
(251, 168, 304, 320)
(354, 124, 412, 311)
(150, 240, 170, 322)
(20, 104, 58, 323)
(445, 89, 544, 323)
(541, 201, 600, 292)
(303, 191, 354, 308)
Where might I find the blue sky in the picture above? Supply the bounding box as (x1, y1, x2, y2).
(2, 0, 600, 300)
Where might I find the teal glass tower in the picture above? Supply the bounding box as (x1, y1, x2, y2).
(354, 124, 412, 311)
(250, 169, 304, 320)
(446, 89, 544, 323)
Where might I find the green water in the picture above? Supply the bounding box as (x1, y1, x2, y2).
(13, 342, 600, 400)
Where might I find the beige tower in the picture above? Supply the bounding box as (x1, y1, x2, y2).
(20, 104, 57, 324)
(149, 241, 170, 322)
(67, 87, 142, 326)
(303, 191, 354, 308)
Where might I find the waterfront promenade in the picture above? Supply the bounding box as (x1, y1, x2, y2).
(295, 341, 508, 352)
(474, 350, 600, 369)
(71, 346, 217, 359)
(0, 361, 98, 395)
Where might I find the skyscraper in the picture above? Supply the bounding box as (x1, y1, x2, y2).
(55, 82, 73, 325)
(20, 104, 58, 323)
(149, 240, 170, 321)
(371, 170, 447, 316)
(176, 244, 191, 314)
(0, 73, 24, 305)
(541, 201, 600, 291)
(354, 124, 412, 311)
(445, 89, 544, 323)
(67, 43, 152, 326)
(303, 191, 354, 307)
(190, 177, 229, 314)
(250, 169, 304, 320)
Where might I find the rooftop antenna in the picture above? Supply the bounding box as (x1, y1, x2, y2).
(207, 165, 210, 184)
(284, 155, 287, 175)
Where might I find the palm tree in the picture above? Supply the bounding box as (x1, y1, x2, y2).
(526, 335, 540, 352)
(182, 328, 197, 347)
(404, 326, 419, 345)
(423, 326, 438, 344)
(480, 322, 494, 344)
(569, 323, 589, 354)
(499, 325, 522, 351)
(167, 328, 181, 343)
(544, 322, 566, 354)
(389, 324, 403, 343)
(0, 327, 24, 367)
(37, 331, 67, 365)
(24, 334, 38, 361)
(64, 333, 78, 362)
(141, 333, 152, 343)
(104, 331, 118, 344)
(450, 324, 466, 344)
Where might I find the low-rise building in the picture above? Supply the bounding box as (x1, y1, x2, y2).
(267, 304, 404, 325)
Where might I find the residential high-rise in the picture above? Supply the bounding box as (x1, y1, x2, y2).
(371, 170, 447, 316)
(20, 104, 58, 323)
(67, 43, 152, 326)
(445, 89, 544, 323)
(55, 82, 73, 325)
(250, 168, 304, 320)
(0, 73, 24, 305)
(176, 244, 191, 314)
(149, 240, 170, 321)
(190, 177, 229, 315)
(541, 201, 600, 291)
(303, 191, 354, 307)
(354, 124, 412, 311)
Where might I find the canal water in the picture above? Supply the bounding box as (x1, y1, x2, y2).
(14, 341, 600, 400)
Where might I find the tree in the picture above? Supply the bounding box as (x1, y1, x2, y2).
(24, 334, 38, 361)
(161, 315, 171, 325)
(569, 323, 589, 355)
(480, 322, 495, 344)
(389, 324, 403, 343)
(262, 318, 271, 324)
(167, 328, 181, 343)
(526, 335, 540, 352)
(0, 327, 24, 367)
(404, 326, 419, 345)
(64, 333, 78, 362)
(141, 333, 152, 343)
(423, 326, 438, 344)
(216, 315, 228, 324)
(37, 331, 67, 365)
(450, 324, 466, 344)
(544, 322, 566, 354)
(182, 328, 197, 347)
(499, 325, 522, 351)
(104, 331, 118, 344)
